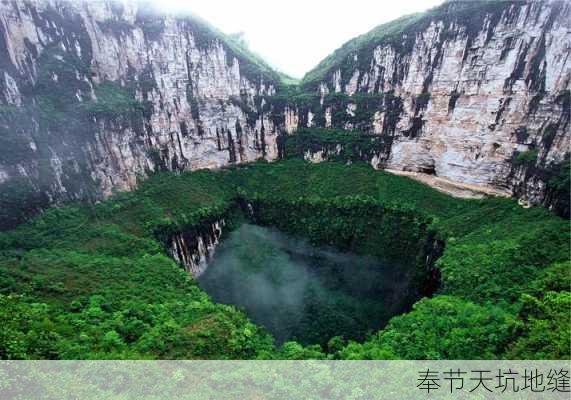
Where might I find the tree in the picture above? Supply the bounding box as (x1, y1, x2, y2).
(337, 296, 516, 359)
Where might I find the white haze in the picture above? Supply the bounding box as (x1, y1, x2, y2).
(154, 0, 444, 78)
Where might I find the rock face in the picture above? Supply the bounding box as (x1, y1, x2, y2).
(169, 219, 225, 277)
(1, 0, 569, 228)
(293, 0, 570, 207)
(0, 0, 280, 228)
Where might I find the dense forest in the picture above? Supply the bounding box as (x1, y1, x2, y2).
(0, 0, 569, 365)
(1, 151, 568, 359)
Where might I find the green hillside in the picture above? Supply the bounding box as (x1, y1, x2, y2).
(0, 157, 568, 360)
(301, 0, 517, 89)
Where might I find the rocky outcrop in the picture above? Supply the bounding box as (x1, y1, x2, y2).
(290, 0, 570, 208)
(1, 0, 569, 229)
(0, 0, 280, 228)
(168, 219, 225, 277)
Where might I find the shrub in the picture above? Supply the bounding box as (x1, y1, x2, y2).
(514, 149, 539, 166)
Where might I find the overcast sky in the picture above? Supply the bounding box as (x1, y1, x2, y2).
(156, 0, 444, 78)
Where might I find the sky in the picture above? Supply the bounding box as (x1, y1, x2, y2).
(155, 0, 444, 78)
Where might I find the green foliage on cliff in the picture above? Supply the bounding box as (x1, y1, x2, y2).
(262, 92, 402, 135)
(32, 45, 91, 125)
(81, 82, 149, 119)
(249, 195, 431, 270)
(134, 4, 295, 86)
(284, 128, 390, 162)
(0, 178, 49, 231)
(545, 155, 571, 218)
(23, 42, 150, 151)
(0, 159, 568, 360)
(301, 0, 516, 89)
(301, 12, 423, 88)
(0, 106, 36, 165)
(514, 149, 539, 166)
(174, 11, 290, 86)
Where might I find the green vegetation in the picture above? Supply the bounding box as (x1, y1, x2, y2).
(0, 106, 36, 165)
(32, 45, 92, 126)
(338, 296, 516, 359)
(0, 0, 566, 363)
(545, 155, 571, 218)
(0, 179, 49, 231)
(199, 224, 420, 347)
(284, 128, 390, 162)
(263, 91, 402, 134)
(514, 149, 539, 166)
(507, 292, 570, 359)
(170, 11, 292, 87)
(81, 81, 149, 119)
(30, 45, 148, 127)
(301, 12, 423, 88)
(415, 92, 431, 110)
(301, 1, 517, 89)
(0, 158, 568, 360)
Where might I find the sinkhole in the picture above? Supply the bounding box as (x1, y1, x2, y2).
(196, 223, 438, 347)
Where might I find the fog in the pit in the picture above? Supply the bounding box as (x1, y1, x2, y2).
(198, 224, 420, 346)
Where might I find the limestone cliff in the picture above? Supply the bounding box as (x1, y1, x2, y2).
(1, 0, 569, 229)
(286, 0, 570, 212)
(0, 0, 280, 228)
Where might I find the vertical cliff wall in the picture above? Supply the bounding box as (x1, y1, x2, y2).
(168, 219, 225, 277)
(285, 0, 570, 209)
(0, 0, 282, 228)
(1, 0, 569, 229)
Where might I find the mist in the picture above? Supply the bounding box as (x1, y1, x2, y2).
(154, 0, 444, 78)
(198, 224, 419, 346)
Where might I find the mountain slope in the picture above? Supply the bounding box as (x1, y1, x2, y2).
(285, 0, 570, 214)
(0, 0, 284, 229)
(301, 1, 517, 88)
(1, 0, 569, 229)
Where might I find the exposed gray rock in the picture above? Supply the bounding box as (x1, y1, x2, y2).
(293, 0, 570, 206)
(0, 0, 279, 209)
(1, 0, 569, 227)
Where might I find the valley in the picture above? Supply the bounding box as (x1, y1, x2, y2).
(0, 0, 568, 362)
